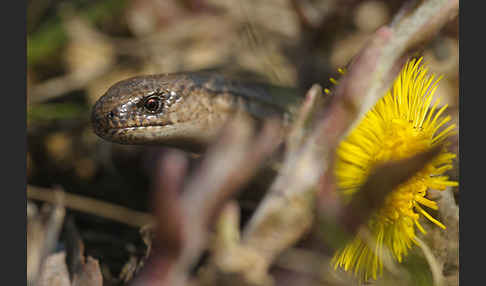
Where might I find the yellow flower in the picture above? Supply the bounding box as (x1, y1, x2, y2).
(331, 58, 458, 281)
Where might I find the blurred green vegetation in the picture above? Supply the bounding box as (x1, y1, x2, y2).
(27, 102, 89, 124)
(402, 251, 434, 286)
(28, 0, 127, 68)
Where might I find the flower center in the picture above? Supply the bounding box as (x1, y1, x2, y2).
(375, 119, 429, 163)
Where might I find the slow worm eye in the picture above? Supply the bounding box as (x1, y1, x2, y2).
(143, 96, 162, 113)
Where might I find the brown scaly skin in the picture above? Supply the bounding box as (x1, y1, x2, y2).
(92, 72, 301, 152)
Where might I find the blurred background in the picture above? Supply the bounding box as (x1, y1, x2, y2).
(27, 0, 459, 285)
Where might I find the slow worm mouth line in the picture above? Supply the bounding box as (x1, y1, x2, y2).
(100, 123, 175, 132)
(93, 124, 174, 138)
(113, 124, 173, 131)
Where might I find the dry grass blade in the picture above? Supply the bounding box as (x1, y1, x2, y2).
(27, 185, 154, 228)
(286, 84, 324, 152)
